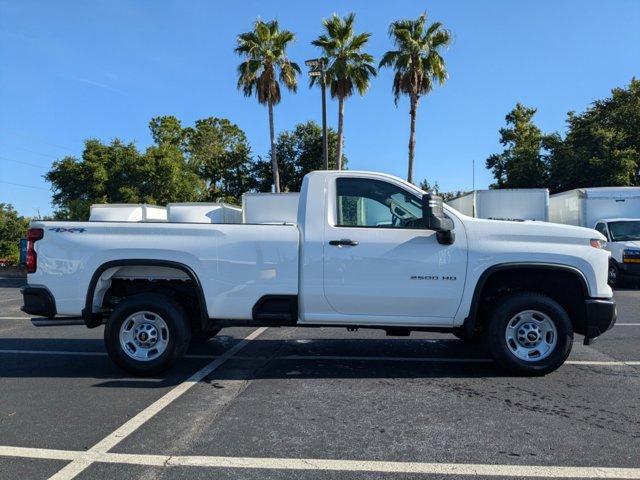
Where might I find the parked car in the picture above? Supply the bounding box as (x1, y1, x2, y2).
(22, 170, 615, 376)
(549, 187, 640, 286)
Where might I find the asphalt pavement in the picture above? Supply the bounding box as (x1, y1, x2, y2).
(0, 277, 639, 480)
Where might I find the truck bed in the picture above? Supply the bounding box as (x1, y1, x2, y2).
(28, 221, 299, 319)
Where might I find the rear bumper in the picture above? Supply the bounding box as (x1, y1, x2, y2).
(583, 297, 616, 345)
(21, 287, 56, 318)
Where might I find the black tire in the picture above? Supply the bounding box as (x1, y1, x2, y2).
(487, 292, 573, 376)
(104, 293, 191, 376)
(191, 327, 222, 344)
(608, 262, 620, 288)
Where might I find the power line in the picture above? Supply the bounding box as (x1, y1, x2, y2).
(0, 180, 49, 191)
(0, 144, 63, 159)
(6, 133, 76, 153)
(0, 156, 50, 169)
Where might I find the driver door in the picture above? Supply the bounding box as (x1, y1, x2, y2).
(322, 176, 466, 322)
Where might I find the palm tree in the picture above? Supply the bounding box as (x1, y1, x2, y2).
(379, 13, 451, 183)
(312, 13, 376, 170)
(236, 19, 300, 192)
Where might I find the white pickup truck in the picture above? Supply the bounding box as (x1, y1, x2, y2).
(22, 170, 616, 376)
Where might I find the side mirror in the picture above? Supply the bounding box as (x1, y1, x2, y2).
(422, 193, 455, 245)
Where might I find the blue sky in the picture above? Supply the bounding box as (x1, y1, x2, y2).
(1, 0, 638, 217)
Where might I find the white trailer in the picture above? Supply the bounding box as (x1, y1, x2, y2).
(447, 189, 549, 221)
(242, 192, 300, 224)
(549, 187, 640, 286)
(549, 187, 640, 227)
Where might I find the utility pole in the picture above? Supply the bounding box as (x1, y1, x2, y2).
(306, 58, 328, 170)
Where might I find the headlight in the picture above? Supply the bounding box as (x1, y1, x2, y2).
(623, 249, 640, 263)
(590, 238, 606, 249)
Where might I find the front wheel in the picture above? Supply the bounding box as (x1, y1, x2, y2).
(487, 292, 573, 376)
(105, 293, 191, 376)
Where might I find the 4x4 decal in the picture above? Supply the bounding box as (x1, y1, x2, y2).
(48, 227, 86, 233)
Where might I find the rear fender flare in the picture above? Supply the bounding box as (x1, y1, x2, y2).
(82, 259, 208, 329)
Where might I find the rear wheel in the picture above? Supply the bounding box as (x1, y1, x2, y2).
(487, 292, 573, 376)
(105, 293, 191, 376)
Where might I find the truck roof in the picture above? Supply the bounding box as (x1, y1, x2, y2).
(597, 218, 640, 223)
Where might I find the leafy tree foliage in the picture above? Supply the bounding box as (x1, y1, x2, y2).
(252, 121, 344, 192)
(547, 78, 640, 192)
(485, 103, 549, 189)
(487, 79, 640, 193)
(46, 136, 201, 220)
(183, 117, 254, 203)
(0, 203, 29, 264)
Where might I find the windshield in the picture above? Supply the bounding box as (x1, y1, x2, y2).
(608, 221, 640, 241)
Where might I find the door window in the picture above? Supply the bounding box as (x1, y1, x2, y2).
(336, 177, 424, 229)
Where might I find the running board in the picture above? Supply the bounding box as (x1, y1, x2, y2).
(31, 317, 85, 327)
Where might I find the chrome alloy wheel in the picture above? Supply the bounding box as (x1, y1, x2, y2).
(119, 311, 169, 362)
(504, 310, 558, 362)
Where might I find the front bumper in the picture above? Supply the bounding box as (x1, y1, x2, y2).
(583, 297, 616, 345)
(21, 286, 56, 318)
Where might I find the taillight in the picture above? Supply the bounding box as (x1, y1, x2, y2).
(26, 228, 44, 273)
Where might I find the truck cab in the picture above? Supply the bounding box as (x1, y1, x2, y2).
(594, 218, 640, 286)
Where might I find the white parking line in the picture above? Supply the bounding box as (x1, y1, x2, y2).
(1, 445, 639, 478)
(47, 327, 268, 480)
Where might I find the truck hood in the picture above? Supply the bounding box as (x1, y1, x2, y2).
(613, 240, 640, 249)
(462, 217, 603, 246)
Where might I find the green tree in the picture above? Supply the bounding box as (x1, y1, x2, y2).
(486, 103, 549, 189)
(46, 138, 201, 220)
(379, 13, 451, 184)
(149, 115, 187, 149)
(236, 19, 300, 192)
(252, 121, 344, 192)
(547, 78, 640, 192)
(0, 203, 30, 264)
(184, 117, 254, 202)
(311, 13, 376, 170)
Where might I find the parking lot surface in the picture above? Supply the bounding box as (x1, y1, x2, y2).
(0, 277, 639, 479)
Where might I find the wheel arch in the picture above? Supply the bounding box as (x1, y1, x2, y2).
(82, 259, 208, 329)
(464, 263, 589, 337)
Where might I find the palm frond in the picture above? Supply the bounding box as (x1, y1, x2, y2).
(235, 18, 299, 105)
(380, 13, 451, 101)
(311, 13, 374, 99)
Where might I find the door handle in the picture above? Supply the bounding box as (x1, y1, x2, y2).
(329, 239, 359, 246)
